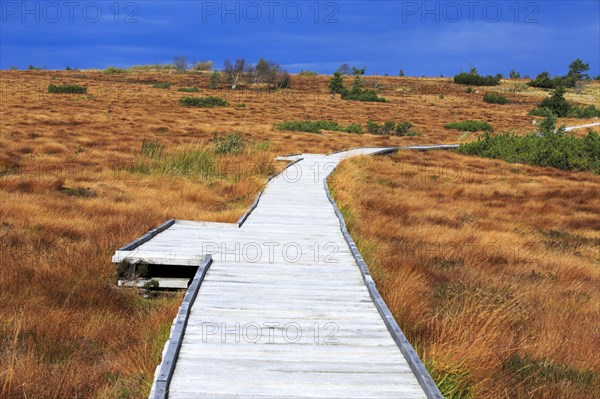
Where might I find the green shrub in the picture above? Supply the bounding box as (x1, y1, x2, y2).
(458, 129, 600, 174)
(366, 120, 419, 136)
(177, 87, 200, 92)
(568, 105, 600, 118)
(103, 66, 126, 74)
(483, 92, 509, 104)
(209, 71, 221, 89)
(344, 124, 363, 134)
(529, 88, 599, 118)
(274, 120, 361, 134)
(212, 133, 245, 155)
(341, 89, 386, 102)
(453, 69, 501, 86)
(329, 71, 346, 94)
(527, 71, 558, 89)
(179, 96, 228, 107)
(235, 103, 246, 108)
(528, 107, 554, 117)
(537, 88, 570, 117)
(152, 82, 170, 89)
(48, 84, 87, 94)
(298, 70, 318, 76)
(445, 120, 493, 132)
(329, 67, 387, 102)
(466, 87, 473, 93)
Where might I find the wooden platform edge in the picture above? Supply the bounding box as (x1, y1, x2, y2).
(117, 219, 176, 251)
(326, 144, 459, 156)
(152, 254, 213, 399)
(236, 157, 304, 227)
(324, 171, 444, 399)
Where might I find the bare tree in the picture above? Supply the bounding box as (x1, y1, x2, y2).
(173, 55, 188, 73)
(337, 64, 351, 75)
(223, 59, 248, 89)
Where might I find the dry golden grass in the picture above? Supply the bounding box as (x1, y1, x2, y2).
(0, 70, 598, 398)
(330, 151, 600, 398)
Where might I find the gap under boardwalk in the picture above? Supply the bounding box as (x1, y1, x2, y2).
(114, 148, 442, 399)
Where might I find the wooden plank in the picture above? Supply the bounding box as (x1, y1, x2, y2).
(112, 146, 454, 399)
(152, 255, 212, 399)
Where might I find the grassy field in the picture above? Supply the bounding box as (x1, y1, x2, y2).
(0, 70, 599, 398)
(330, 151, 600, 398)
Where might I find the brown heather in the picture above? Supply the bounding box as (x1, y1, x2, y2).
(0, 70, 599, 398)
(330, 151, 600, 398)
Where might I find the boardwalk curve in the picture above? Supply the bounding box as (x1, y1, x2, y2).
(113, 146, 453, 398)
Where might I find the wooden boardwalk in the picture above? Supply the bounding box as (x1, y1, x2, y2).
(113, 147, 448, 399)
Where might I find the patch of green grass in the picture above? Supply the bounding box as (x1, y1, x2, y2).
(445, 120, 493, 132)
(505, 354, 597, 388)
(274, 120, 363, 134)
(151, 82, 170, 89)
(48, 84, 87, 94)
(483, 92, 509, 104)
(141, 139, 165, 159)
(212, 133, 245, 155)
(425, 359, 473, 399)
(179, 96, 228, 107)
(177, 87, 200, 92)
(255, 140, 271, 152)
(235, 103, 246, 108)
(132, 140, 216, 178)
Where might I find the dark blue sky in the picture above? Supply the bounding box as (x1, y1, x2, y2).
(1, 1, 599, 76)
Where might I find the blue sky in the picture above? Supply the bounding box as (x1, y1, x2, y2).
(1, 1, 599, 76)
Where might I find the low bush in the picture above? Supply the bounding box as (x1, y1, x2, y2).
(454, 70, 501, 86)
(366, 120, 419, 136)
(152, 82, 170, 89)
(341, 88, 386, 102)
(529, 88, 600, 118)
(48, 84, 87, 94)
(177, 87, 200, 92)
(344, 124, 363, 134)
(458, 127, 600, 173)
(179, 96, 228, 107)
(445, 120, 493, 132)
(569, 104, 600, 118)
(298, 70, 318, 76)
(274, 120, 363, 134)
(483, 92, 509, 104)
